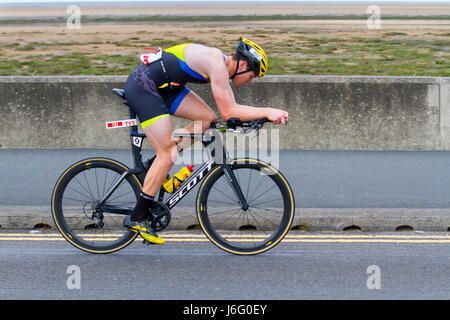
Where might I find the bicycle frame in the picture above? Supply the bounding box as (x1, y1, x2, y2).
(95, 102, 250, 215)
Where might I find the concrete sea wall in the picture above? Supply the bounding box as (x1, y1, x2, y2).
(1, 75, 449, 150)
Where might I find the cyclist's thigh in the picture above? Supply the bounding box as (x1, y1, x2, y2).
(167, 87, 217, 123)
(143, 115, 175, 156)
(124, 76, 176, 156)
(124, 76, 170, 130)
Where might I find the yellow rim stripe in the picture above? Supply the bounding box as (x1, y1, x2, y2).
(196, 158, 295, 255)
(140, 114, 170, 129)
(51, 157, 141, 254)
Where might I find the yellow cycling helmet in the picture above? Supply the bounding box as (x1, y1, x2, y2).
(232, 37, 268, 78)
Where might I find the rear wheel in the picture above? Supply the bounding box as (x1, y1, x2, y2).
(196, 158, 295, 255)
(51, 158, 141, 253)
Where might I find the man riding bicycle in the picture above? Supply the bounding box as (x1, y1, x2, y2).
(123, 37, 289, 245)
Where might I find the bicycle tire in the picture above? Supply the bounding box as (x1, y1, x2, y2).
(51, 158, 141, 254)
(196, 158, 295, 255)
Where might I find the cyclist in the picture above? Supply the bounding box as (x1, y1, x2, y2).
(122, 37, 289, 245)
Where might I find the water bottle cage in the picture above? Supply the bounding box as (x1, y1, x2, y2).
(165, 175, 184, 193)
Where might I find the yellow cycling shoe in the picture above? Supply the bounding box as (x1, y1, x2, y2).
(123, 215, 165, 245)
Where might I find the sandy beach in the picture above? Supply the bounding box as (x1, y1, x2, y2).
(1, 3, 449, 18)
(0, 2, 448, 76)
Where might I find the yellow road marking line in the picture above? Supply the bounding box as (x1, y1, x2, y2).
(287, 235, 450, 240)
(1, 233, 449, 243)
(2, 233, 450, 239)
(0, 238, 449, 244)
(283, 239, 450, 244)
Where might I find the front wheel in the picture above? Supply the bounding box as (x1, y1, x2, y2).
(196, 158, 295, 255)
(51, 158, 142, 254)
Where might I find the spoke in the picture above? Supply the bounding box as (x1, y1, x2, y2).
(211, 207, 242, 230)
(57, 165, 137, 250)
(244, 211, 257, 246)
(207, 199, 238, 206)
(246, 209, 264, 229)
(71, 177, 95, 200)
(94, 167, 100, 199)
(248, 173, 265, 204)
(60, 208, 88, 213)
(82, 170, 96, 200)
(246, 209, 272, 235)
(245, 168, 253, 202)
(211, 183, 238, 204)
(248, 184, 278, 204)
(234, 168, 242, 191)
(102, 167, 109, 198)
(247, 208, 280, 229)
(251, 197, 283, 207)
(207, 207, 241, 216)
(229, 210, 244, 232)
(61, 209, 87, 215)
(250, 206, 284, 214)
(62, 196, 90, 203)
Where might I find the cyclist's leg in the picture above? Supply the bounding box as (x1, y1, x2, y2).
(167, 88, 217, 151)
(172, 89, 217, 129)
(137, 87, 216, 197)
(141, 116, 177, 197)
(124, 75, 178, 200)
(123, 76, 175, 244)
(122, 116, 175, 245)
(127, 84, 215, 200)
(123, 116, 175, 245)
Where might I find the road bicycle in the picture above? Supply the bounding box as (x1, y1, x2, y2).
(51, 88, 295, 255)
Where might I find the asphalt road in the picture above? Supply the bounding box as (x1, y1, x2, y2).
(2, 149, 450, 208)
(1, 149, 449, 302)
(0, 231, 449, 300)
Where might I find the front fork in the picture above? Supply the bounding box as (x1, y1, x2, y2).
(203, 133, 249, 211)
(222, 163, 249, 210)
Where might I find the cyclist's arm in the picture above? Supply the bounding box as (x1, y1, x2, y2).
(208, 56, 268, 122)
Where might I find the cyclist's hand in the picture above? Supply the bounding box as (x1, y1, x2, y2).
(265, 108, 289, 125)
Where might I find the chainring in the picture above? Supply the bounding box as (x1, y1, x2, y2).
(149, 201, 171, 232)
